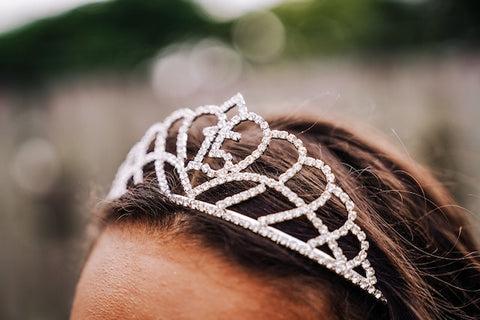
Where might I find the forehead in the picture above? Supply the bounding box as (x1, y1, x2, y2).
(70, 223, 320, 320)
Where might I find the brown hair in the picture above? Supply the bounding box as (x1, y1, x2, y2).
(98, 114, 480, 319)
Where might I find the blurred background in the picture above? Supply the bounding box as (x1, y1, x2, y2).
(0, 0, 479, 318)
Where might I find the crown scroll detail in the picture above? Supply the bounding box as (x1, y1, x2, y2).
(108, 94, 386, 302)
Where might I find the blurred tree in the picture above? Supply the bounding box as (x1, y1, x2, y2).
(274, 0, 386, 54)
(0, 0, 478, 85)
(0, 0, 229, 85)
(275, 0, 480, 56)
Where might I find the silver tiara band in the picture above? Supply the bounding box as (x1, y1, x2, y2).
(108, 94, 386, 302)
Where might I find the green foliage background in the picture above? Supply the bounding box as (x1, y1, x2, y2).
(0, 0, 229, 84)
(0, 0, 478, 84)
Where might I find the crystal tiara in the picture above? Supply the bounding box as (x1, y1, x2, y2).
(108, 94, 386, 302)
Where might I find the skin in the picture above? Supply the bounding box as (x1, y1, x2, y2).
(70, 222, 328, 320)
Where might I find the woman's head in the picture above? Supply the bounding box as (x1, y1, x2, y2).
(71, 97, 480, 319)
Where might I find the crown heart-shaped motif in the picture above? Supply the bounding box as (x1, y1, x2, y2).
(108, 94, 386, 302)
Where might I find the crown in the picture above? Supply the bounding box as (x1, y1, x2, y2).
(108, 94, 386, 302)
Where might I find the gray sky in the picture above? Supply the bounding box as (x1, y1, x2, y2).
(0, 0, 106, 33)
(0, 0, 283, 34)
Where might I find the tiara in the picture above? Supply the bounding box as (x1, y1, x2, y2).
(108, 94, 386, 302)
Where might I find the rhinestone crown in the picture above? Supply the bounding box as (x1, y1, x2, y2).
(108, 94, 385, 302)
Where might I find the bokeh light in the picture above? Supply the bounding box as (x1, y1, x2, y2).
(11, 138, 61, 196)
(151, 40, 242, 99)
(233, 11, 285, 63)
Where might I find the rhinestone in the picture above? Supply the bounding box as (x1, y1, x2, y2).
(107, 93, 386, 303)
